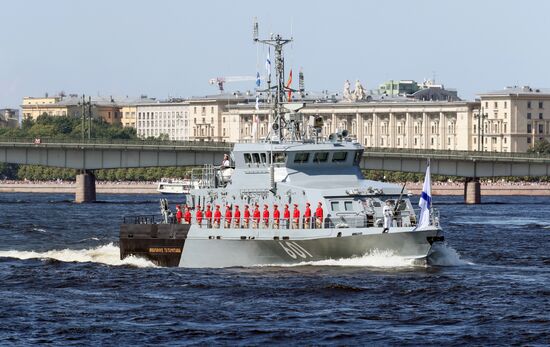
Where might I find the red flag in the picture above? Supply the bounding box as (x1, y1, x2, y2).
(286, 69, 293, 100)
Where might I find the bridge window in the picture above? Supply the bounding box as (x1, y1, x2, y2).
(260, 153, 267, 164)
(273, 152, 286, 164)
(331, 201, 340, 211)
(344, 201, 353, 211)
(244, 153, 252, 164)
(252, 153, 261, 163)
(332, 151, 348, 162)
(294, 152, 310, 163)
(313, 152, 329, 163)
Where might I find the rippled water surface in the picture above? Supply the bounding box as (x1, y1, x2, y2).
(0, 193, 549, 345)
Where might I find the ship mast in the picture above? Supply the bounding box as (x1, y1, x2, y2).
(253, 19, 293, 142)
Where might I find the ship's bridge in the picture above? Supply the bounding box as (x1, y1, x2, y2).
(231, 141, 364, 170)
(224, 141, 365, 189)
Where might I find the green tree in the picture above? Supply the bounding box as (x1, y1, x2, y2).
(528, 139, 550, 154)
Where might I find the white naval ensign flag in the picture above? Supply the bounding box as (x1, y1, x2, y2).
(418, 160, 432, 228)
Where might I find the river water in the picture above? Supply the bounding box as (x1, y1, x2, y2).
(0, 193, 548, 345)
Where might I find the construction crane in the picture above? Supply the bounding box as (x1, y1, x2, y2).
(209, 75, 259, 92)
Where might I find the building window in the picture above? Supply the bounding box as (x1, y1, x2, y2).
(539, 124, 544, 134)
(473, 124, 477, 134)
(397, 138, 400, 146)
(527, 101, 532, 109)
(504, 101, 507, 108)
(431, 138, 434, 145)
(539, 101, 543, 109)
(380, 138, 384, 146)
(527, 124, 532, 133)
(414, 138, 418, 146)
(494, 101, 498, 108)
(527, 137, 532, 144)
(211, 106, 214, 113)
(504, 138, 507, 144)
(527, 113, 531, 119)
(539, 113, 543, 119)
(474, 137, 477, 144)
(504, 123, 507, 133)
(485, 101, 488, 108)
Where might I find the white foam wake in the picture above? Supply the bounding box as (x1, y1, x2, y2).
(427, 243, 473, 266)
(0, 243, 156, 268)
(268, 249, 420, 268)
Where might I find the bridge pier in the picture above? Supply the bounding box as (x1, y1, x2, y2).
(464, 178, 481, 204)
(75, 170, 96, 203)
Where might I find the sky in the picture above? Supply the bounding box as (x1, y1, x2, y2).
(2, 0, 550, 109)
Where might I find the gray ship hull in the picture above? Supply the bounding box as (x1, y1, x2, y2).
(179, 227, 442, 268)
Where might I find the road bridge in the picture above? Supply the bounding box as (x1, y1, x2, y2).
(1, 139, 549, 203)
(361, 147, 550, 203)
(0, 138, 230, 202)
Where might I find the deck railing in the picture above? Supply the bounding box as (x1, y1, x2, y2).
(124, 207, 440, 229)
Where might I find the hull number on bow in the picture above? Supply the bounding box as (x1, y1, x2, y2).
(278, 241, 313, 259)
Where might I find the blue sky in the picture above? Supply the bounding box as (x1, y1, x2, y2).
(2, 0, 550, 108)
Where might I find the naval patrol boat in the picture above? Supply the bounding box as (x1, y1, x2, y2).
(119, 28, 444, 268)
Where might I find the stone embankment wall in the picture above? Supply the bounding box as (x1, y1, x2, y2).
(1, 181, 550, 196)
(406, 182, 550, 196)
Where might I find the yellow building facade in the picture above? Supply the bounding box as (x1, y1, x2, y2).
(477, 86, 550, 152)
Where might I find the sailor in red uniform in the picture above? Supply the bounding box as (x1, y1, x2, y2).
(292, 203, 300, 229)
(213, 205, 221, 228)
(315, 202, 324, 228)
(243, 204, 251, 228)
(253, 204, 261, 229)
(175, 205, 182, 224)
(234, 205, 241, 228)
(184, 206, 192, 224)
(225, 204, 233, 228)
(196, 205, 203, 227)
(283, 204, 290, 229)
(304, 202, 312, 229)
(262, 204, 270, 228)
(273, 204, 280, 229)
(205, 204, 212, 228)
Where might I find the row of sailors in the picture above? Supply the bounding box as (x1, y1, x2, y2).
(175, 202, 324, 229)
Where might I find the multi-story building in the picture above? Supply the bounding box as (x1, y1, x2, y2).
(21, 94, 123, 124)
(226, 95, 478, 151)
(189, 95, 246, 142)
(135, 100, 190, 141)
(21, 94, 66, 119)
(477, 86, 550, 152)
(120, 96, 157, 128)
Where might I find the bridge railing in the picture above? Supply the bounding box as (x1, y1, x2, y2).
(0, 137, 233, 150)
(364, 146, 550, 160)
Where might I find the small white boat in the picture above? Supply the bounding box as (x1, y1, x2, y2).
(156, 178, 193, 195)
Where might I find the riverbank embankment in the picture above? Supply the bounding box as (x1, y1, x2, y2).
(1, 181, 550, 196)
